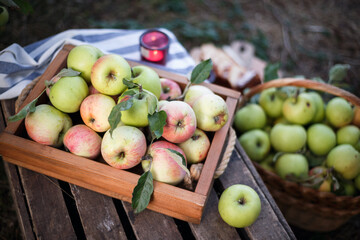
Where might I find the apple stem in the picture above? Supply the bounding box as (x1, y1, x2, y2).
(238, 197, 245, 205)
(173, 81, 192, 101)
(191, 135, 200, 141)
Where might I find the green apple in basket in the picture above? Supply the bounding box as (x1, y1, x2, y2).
(258, 87, 285, 119)
(326, 97, 354, 128)
(49, 75, 89, 113)
(270, 123, 307, 153)
(307, 123, 336, 156)
(275, 153, 309, 179)
(308, 91, 325, 123)
(239, 129, 270, 162)
(67, 45, 104, 84)
(336, 125, 360, 146)
(233, 103, 267, 133)
(218, 184, 261, 228)
(282, 92, 316, 125)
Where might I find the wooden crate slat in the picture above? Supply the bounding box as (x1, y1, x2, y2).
(69, 184, 128, 239)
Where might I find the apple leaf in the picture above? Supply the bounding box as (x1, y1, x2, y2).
(148, 110, 167, 139)
(131, 170, 154, 214)
(264, 62, 280, 82)
(190, 58, 213, 84)
(56, 68, 81, 78)
(145, 92, 158, 115)
(123, 78, 140, 89)
(8, 89, 45, 122)
(329, 64, 350, 84)
(108, 96, 134, 136)
(165, 148, 190, 176)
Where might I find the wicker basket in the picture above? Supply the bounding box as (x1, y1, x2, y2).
(239, 78, 360, 232)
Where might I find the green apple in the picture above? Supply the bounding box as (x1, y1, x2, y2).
(118, 89, 158, 127)
(259, 88, 285, 118)
(218, 184, 261, 228)
(282, 92, 316, 125)
(25, 104, 72, 147)
(239, 129, 270, 162)
(356, 140, 360, 152)
(49, 76, 89, 113)
(233, 104, 266, 133)
(308, 92, 325, 123)
(270, 124, 307, 153)
(192, 94, 229, 132)
(275, 153, 309, 179)
(132, 65, 162, 99)
(307, 123, 336, 156)
(0, 6, 9, 27)
(91, 54, 132, 95)
(341, 181, 356, 196)
(336, 125, 360, 146)
(67, 45, 103, 83)
(325, 97, 354, 128)
(326, 144, 360, 180)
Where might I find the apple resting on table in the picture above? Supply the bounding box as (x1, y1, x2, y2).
(159, 100, 197, 143)
(80, 93, 116, 132)
(91, 54, 132, 96)
(67, 44, 104, 84)
(63, 124, 102, 159)
(142, 141, 188, 185)
(25, 104, 72, 147)
(101, 126, 147, 169)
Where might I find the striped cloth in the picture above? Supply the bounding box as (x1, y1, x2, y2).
(0, 28, 195, 100)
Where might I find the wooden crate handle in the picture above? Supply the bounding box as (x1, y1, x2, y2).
(242, 78, 360, 107)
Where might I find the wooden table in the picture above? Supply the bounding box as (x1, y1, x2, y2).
(0, 98, 296, 240)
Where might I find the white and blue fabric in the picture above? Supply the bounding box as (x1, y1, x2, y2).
(0, 28, 196, 100)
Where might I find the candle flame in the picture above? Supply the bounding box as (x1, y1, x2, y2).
(151, 36, 156, 41)
(153, 50, 158, 55)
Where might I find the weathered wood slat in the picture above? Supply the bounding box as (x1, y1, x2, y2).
(19, 167, 77, 239)
(121, 201, 183, 240)
(189, 188, 241, 240)
(70, 184, 127, 239)
(219, 142, 296, 240)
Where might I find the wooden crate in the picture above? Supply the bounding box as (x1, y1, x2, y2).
(0, 44, 240, 224)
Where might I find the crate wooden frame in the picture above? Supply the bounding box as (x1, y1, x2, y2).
(0, 44, 240, 224)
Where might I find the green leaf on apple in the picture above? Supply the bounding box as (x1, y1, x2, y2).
(328, 64, 350, 84)
(165, 148, 190, 176)
(264, 62, 280, 82)
(56, 68, 81, 78)
(108, 96, 134, 136)
(145, 92, 158, 115)
(190, 58, 213, 84)
(8, 89, 45, 122)
(123, 78, 139, 89)
(131, 170, 154, 214)
(148, 110, 167, 139)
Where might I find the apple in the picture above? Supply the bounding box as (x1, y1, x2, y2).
(282, 92, 316, 125)
(178, 128, 210, 164)
(309, 166, 332, 192)
(88, 84, 118, 102)
(233, 103, 266, 133)
(258, 88, 285, 118)
(270, 124, 307, 153)
(80, 93, 116, 132)
(275, 153, 309, 179)
(67, 45, 104, 83)
(91, 54, 131, 96)
(101, 126, 147, 169)
(307, 123, 336, 156)
(183, 85, 214, 107)
(132, 65, 162, 99)
(0, 6, 9, 27)
(117, 89, 158, 127)
(218, 184, 261, 228)
(308, 91, 325, 123)
(25, 104, 72, 147)
(159, 78, 182, 100)
(63, 124, 102, 159)
(326, 144, 360, 180)
(142, 141, 188, 185)
(239, 129, 270, 162)
(49, 76, 89, 113)
(150, 140, 187, 162)
(325, 97, 354, 128)
(45, 75, 61, 96)
(336, 125, 360, 146)
(159, 101, 197, 143)
(352, 106, 360, 127)
(192, 94, 229, 132)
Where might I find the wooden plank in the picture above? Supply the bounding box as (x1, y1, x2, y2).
(69, 184, 127, 239)
(18, 167, 77, 239)
(121, 201, 183, 240)
(189, 188, 241, 240)
(218, 142, 296, 240)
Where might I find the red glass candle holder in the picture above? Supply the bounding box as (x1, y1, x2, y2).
(140, 29, 169, 65)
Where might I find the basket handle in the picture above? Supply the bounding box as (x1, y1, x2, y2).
(242, 78, 360, 107)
